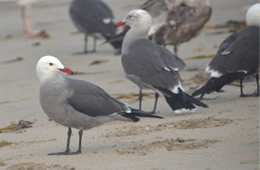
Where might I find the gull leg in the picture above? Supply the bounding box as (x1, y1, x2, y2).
(92, 36, 97, 53)
(199, 93, 205, 100)
(240, 78, 245, 97)
(174, 45, 178, 56)
(76, 130, 83, 153)
(21, 6, 41, 36)
(48, 127, 72, 155)
(151, 93, 159, 114)
(138, 88, 143, 110)
(256, 74, 259, 96)
(84, 35, 88, 53)
(64, 129, 83, 155)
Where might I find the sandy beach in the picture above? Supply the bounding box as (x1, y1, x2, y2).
(0, 0, 259, 169)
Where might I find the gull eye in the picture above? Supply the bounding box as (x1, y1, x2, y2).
(49, 62, 53, 66)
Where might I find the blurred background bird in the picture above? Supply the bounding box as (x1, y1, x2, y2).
(192, 3, 260, 99)
(142, 0, 212, 56)
(69, 0, 124, 54)
(109, 0, 212, 56)
(0, 0, 42, 36)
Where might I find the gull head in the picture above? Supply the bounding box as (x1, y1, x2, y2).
(246, 3, 260, 26)
(36, 56, 73, 81)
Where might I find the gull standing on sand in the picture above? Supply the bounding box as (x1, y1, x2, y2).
(192, 3, 260, 99)
(141, 0, 212, 55)
(116, 9, 208, 113)
(36, 56, 162, 155)
(69, 0, 123, 53)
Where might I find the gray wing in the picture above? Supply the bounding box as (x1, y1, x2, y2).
(140, 0, 168, 18)
(122, 39, 185, 89)
(208, 26, 259, 74)
(152, 3, 212, 45)
(69, 0, 116, 36)
(66, 78, 128, 117)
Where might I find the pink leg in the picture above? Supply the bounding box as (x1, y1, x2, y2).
(21, 6, 41, 36)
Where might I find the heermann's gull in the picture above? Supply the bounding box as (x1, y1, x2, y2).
(69, 0, 123, 53)
(36, 56, 162, 155)
(142, 0, 212, 55)
(192, 3, 260, 99)
(116, 9, 208, 113)
(0, 0, 41, 35)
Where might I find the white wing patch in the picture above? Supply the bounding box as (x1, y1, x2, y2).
(205, 66, 222, 78)
(174, 108, 196, 114)
(221, 50, 231, 55)
(237, 70, 248, 74)
(163, 66, 179, 72)
(171, 81, 184, 94)
(103, 18, 112, 24)
(169, 20, 176, 26)
(163, 67, 171, 72)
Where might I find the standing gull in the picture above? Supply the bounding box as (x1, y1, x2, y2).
(192, 3, 260, 99)
(36, 56, 162, 155)
(116, 9, 208, 113)
(142, 0, 212, 55)
(69, 0, 123, 53)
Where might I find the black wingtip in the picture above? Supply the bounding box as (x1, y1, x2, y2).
(158, 87, 208, 112)
(192, 72, 245, 98)
(184, 92, 208, 108)
(191, 89, 203, 97)
(122, 114, 140, 122)
(122, 108, 163, 121)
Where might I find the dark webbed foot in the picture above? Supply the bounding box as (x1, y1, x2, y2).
(146, 111, 157, 115)
(48, 150, 81, 156)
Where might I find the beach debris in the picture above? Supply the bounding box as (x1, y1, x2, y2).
(31, 31, 50, 39)
(0, 160, 6, 167)
(0, 57, 23, 65)
(71, 70, 108, 75)
(0, 120, 33, 133)
(70, 31, 81, 35)
(32, 42, 41, 47)
(108, 80, 124, 84)
(115, 92, 153, 100)
(7, 162, 75, 170)
(188, 54, 215, 60)
(70, 71, 86, 75)
(204, 20, 246, 32)
(193, 44, 202, 52)
(89, 59, 108, 66)
(0, 140, 12, 148)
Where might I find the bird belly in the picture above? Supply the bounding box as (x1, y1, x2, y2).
(58, 108, 122, 130)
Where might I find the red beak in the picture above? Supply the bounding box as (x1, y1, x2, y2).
(59, 67, 73, 75)
(115, 21, 126, 28)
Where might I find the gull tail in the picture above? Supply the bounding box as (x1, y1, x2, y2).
(192, 72, 245, 98)
(158, 87, 208, 113)
(102, 26, 129, 51)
